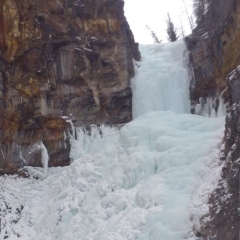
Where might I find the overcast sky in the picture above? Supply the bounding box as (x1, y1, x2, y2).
(124, 0, 194, 43)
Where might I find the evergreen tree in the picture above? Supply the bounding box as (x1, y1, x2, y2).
(193, 0, 205, 23)
(193, 0, 212, 24)
(146, 25, 162, 44)
(166, 13, 178, 42)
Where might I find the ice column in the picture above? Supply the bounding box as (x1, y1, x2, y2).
(132, 40, 190, 118)
(40, 141, 49, 177)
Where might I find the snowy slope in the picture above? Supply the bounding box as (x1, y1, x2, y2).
(0, 41, 225, 240)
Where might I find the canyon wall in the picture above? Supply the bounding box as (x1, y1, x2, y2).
(187, 0, 240, 239)
(0, 0, 140, 173)
(186, 0, 239, 101)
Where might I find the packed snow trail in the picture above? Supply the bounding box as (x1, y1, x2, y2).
(0, 41, 225, 240)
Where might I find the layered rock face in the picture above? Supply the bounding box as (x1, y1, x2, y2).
(186, 0, 240, 102)
(187, 0, 240, 239)
(0, 0, 140, 172)
(194, 68, 240, 240)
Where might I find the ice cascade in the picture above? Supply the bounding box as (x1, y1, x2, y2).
(40, 141, 49, 177)
(0, 40, 225, 240)
(132, 40, 190, 118)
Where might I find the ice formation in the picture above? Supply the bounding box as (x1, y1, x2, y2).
(132, 41, 190, 118)
(40, 142, 49, 178)
(194, 96, 226, 117)
(0, 40, 225, 240)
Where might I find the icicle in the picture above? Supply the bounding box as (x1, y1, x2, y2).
(216, 88, 227, 117)
(63, 131, 67, 149)
(217, 96, 226, 117)
(69, 119, 76, 139)
(69, 128, 86, 162)
(69, 124, 118, 162)
(210, 107, 217, 118)
(40, 141, 49, 178)
(76, 128, 85, 147)
(0, 148, 5, 160)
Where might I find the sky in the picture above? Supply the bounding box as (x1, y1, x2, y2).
(124, 0, 195, 44)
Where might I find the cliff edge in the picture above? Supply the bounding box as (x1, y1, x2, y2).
(186, 0, 240, 239)
(0, 0, 140, 173)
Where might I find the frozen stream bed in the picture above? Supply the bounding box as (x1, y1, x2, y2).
(0, 41, 225, 240)
(0, 112, 224, 240)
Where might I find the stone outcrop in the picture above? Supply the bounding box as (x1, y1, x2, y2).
(186, 0, 239, 102)
(0, 0, 140, 173)
(187, 0, 240, 239)
(193, 67, 240, 240)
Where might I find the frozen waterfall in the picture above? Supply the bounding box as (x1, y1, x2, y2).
(0, 40, 225, 240)
(132, 40, 190, 118)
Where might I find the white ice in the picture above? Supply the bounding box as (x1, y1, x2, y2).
(40, 142, 49, 178)
(132, 41, 190, 118)
(0, 40, 225, 240)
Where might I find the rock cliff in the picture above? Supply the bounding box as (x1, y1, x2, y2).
(187, 0, 240, 239)
(0, 0, 140, 173)
(186, 0, 239, 102)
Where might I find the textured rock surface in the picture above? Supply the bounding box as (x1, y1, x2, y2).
(186, 0, 239, 102)
(0, 0, 140, 172)
(195, 67, 240, 240)
(187, 0, 240, 239)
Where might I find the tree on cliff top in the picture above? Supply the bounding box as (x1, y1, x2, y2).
(146, 25, 162, 44)
(193, 0, 212, 24)
(166, 13, 178, 42)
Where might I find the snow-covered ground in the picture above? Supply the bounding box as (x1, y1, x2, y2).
(0, 41, 225, 240)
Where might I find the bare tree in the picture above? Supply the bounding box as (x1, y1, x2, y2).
(179, 16, 185, 38)
(182, 0, 194, 30)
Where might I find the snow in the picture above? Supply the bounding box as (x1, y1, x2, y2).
(84, 48, 93, 52)
(187, 143, 224, 239)
(228, 64, 240, 81)
(0, 40, 225, 240)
